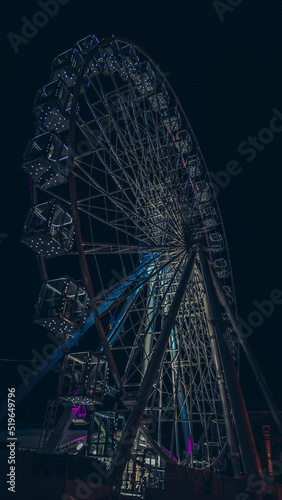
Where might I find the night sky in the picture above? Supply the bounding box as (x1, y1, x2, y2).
(0, 0, 281, 427)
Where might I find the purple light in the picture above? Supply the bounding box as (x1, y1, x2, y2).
(187, 439, 191, 455)
(75, 405, 87, 419)
(186, 439, 198, 456)
(68, 434, 87, 444)
(161, 445, 178, 463)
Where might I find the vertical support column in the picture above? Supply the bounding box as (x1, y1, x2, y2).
(169, 333, 180, 460)
(42, 406, 78, 454)
(109, 249, 196, 489)
(38, 398, 59, 451)
(199, 262, 242, 478)
(87, 413, 95, 456)
(199, 249, 262, 478)
(208, 261, 282, 437)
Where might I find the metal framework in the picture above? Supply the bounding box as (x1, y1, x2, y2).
(4, 33, 281, 497)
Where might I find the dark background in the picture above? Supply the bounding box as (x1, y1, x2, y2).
(0, 0, 281, 426)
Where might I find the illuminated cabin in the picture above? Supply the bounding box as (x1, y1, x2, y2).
(164, 114, 181, 131)
(34, 277, 88, 337)
(118, 56, 138, 81)
(195, 180, 211, 204)
(87, 410, 125, 459)
(50, 48, 83, 87)
(173, 130, 191, 153)
(202, 206, 218, 229)
(209, 231, 224, 251)
(22, 131, 68, 189)
(22, 200, 74, 258)
(33, 79, 72, 133)
(132, 65, 154, 95)
(58, 352, 109, 406)
(213, 258, 229, 279)
(187, 155, 202, 178)
(149, 91, 169, 111)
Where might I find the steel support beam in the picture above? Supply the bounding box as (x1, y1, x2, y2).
(42, 407, 78, 454)
(0, 262, 149, 423)
(199, 249, 262, 478)
(140, 425, 175, 464)
(208, 260, 282, 437)
(69, 164, 124, 391)
(108, 248, 196, 490)
(199, 261, 242, 478)
(107, 287, 141, 348)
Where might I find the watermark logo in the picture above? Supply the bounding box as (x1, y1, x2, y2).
(213, 0, 244, 22)
(236, 452, 282, 498)
(210, 107, 282, 196)
(224, 288, 282, 344)
(7, 0, 72, 54)
(238, 289, 282, 339)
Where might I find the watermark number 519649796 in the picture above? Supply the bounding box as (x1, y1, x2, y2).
(7, 388, 16, 494)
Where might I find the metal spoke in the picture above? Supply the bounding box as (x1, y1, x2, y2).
(19, 35, 246, 497)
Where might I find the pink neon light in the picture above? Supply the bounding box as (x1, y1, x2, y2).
(187, 439, 198, 455)
(68, 434, 87, 444)
(161, 445, 178, 463)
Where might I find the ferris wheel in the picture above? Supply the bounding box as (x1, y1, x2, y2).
(17, 34, 282, 496)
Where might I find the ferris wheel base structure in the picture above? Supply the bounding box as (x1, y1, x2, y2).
(1, 248, 281, 498)
(4, 446, 281, 500)
(4, 33, 282, 499)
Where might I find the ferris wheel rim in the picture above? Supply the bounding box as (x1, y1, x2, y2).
(63, 35, 238, 467)
(72, 39, 233, 263)
(25, 34, 241, 473)
(65, 33, 238, 364)
(67, 36, 236, 266)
